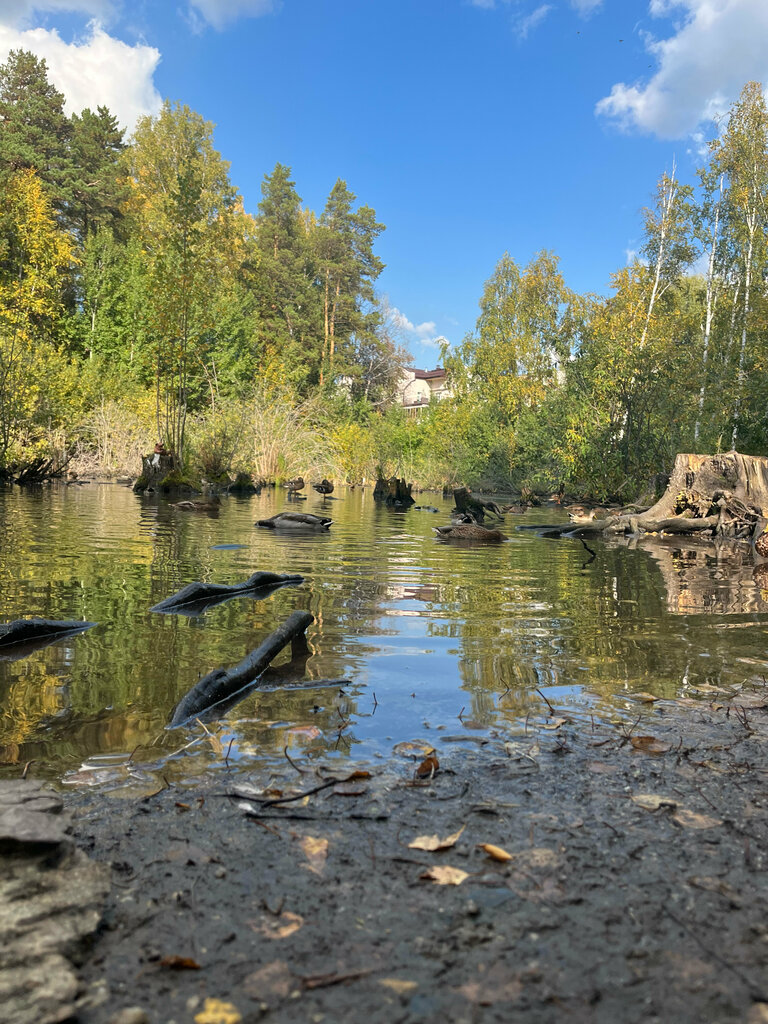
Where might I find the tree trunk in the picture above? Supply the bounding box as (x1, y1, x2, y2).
(531, 452, 768, 542)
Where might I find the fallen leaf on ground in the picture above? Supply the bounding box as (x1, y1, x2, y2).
(672, 807, 722, 829)
(194, 998, 242, 1024)
(586, 761, 618, 774)
(300, 835, 329, 874)
(628, 691, 660, 703)
(631, 793, 678, 811)
(687, 876, 741, 904)
(251, 911, 304, 939)
(630, 735, 671, 754)
(420, 865, 469, 885)
(242, 960, 295, 1001)
(393, 740, 434, 756)
(379, 978, 419, 995)
(409, 825, 465, 851)
(477, 842, 512, 862)
(160, 955, 201, 970)
(415, 753, 439, 778)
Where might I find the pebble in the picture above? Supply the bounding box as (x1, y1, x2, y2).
(108, 1008, 149, 1024)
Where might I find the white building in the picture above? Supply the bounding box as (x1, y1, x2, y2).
(398, 367, 450, 415)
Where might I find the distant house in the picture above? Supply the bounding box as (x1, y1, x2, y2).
(398, 366, 450, 415)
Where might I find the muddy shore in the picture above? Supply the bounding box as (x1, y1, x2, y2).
(16, 681, 758, 1024)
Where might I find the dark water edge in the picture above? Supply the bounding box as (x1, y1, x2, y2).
(1, 482, 767, 792)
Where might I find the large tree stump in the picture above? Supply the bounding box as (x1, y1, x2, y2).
(525, 453, 768, 543)
(373, 477, 415, 506)
(453, 487, 504, 520)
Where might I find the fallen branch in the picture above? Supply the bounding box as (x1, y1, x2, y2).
(168, 610, 314, 726)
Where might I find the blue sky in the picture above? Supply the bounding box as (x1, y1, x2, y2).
(1, 0, 767, 367)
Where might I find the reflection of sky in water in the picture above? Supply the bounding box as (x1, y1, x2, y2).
(1, 484, 768, 785)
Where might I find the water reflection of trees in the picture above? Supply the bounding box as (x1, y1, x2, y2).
(3, 487, 768, 772)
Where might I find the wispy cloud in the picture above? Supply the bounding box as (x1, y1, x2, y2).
(0, 20, 161, 129)
(596, 0, 768, 138)
(0, 1, 116, 26)
(515, 3, 551, 39)
(187, 0, 277, 31)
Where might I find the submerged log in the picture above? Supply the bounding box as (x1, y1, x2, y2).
(453, 487, 504, 520)
(522, 452, 768, 543)
(151, 571, 304, 615)
(0, 619, 96, 660)
(169, 610, 314, 726)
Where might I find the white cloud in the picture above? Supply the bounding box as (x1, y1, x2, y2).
(391, 307, 448, 349)
(596, 0, 768, 138)
(188, 0, 277, 30)
(0, 1, 115, 26)
(0, 20, 161, 130)
(515, 3, 551, 39)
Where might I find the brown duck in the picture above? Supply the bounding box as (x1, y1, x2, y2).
(313, 479, 334, 495)
(435, 523, 505, 542)
(170, 496, 221, 513)
(283, 477, 305, 494)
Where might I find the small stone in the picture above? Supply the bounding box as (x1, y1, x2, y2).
(108, 1008, 149, 1024)
(214, 866, 227, 879)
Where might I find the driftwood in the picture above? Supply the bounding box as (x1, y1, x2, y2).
(151, 571, 304, 615)
(373, 477, 415, 506)
(524, 453, 768, 544)
(0, 619, 96, 660)
(453, 487, 504, 520)
(169, 610, 314, 726)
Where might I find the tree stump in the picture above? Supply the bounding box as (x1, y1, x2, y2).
(133, 452, 198, 496)
(373, 477, 415, 506)
(527, 452, 768, 543)
(453, 487, 504, 520)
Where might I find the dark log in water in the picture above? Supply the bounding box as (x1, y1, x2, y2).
(151, 571, 304, 615)
(0, 619, 96, 660)
(168, 610, 314, 726)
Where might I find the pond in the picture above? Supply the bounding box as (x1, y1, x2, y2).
(1, 483, 767, 791)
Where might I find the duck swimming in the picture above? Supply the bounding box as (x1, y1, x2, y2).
(434, 523, 505, 542)
(170, 496, 221, 513)
(256, 512, 332, 530)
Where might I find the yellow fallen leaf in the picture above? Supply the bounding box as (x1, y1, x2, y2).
(420, 865, 468, 885)
(632, 793, 678, 811)
(300, 835, 328, 874)
(672, 808, 722, 829)
(194, 998, 242, 1024)
(477, 843, 512, 862)
(379, 978, 419, 995)
(393, 740, 434, 756)
(251, 911, 304, 940)
(409, 825, 465, 851)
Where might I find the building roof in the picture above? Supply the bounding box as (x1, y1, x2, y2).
(410, 367, 446, 380)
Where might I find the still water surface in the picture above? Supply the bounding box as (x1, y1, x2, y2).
(1, 483, 767, 788)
